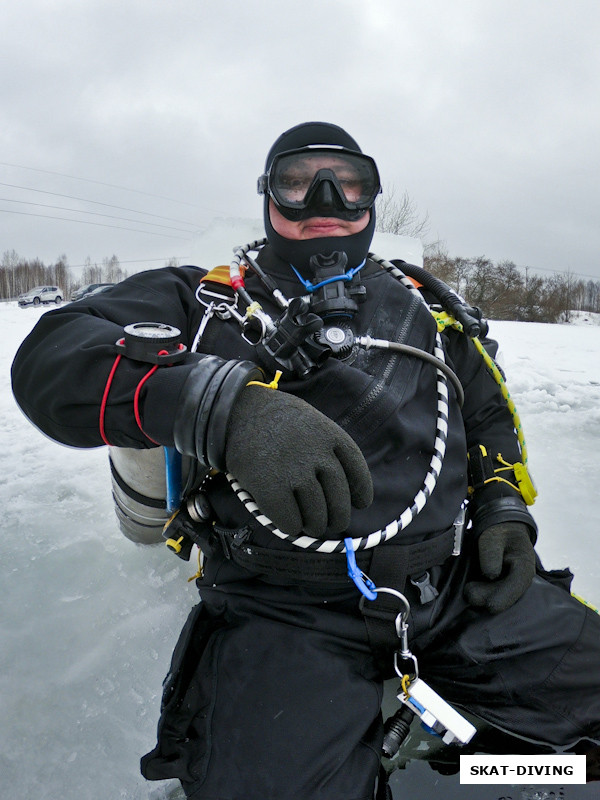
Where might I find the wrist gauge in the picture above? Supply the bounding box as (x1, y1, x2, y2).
(116, 322, 188, 364)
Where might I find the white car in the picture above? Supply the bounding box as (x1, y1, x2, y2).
(18, 286, 64, 307)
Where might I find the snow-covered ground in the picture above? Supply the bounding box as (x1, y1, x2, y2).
(1, 300, 599, 800)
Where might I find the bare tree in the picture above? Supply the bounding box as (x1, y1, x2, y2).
(559, 270, 579, 322)
(53, 254, 71, 296)
(81, 257, 103, 286)
(376, 187, 430, 239)
(423, 242, 455, 286)
(584, 280, 600, 313)
(521, 267, 547, 322)
(1, 250, 20, 298)
(103, 254, 123, 283)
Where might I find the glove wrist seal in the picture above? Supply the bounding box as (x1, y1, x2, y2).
(472, 497, 538, 544)
(205, 362, 264, 471)
(173, 358, 263, 467)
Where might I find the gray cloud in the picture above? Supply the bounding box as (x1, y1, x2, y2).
(1, 0, 599, 279)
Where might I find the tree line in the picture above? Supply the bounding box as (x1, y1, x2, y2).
(2, 243, 598, 324)
(0, 250, 130, 300)
(376, 188, 600, 323)
(423, 248, 600, 323)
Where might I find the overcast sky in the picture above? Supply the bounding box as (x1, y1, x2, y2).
(2, 0, 599, 281)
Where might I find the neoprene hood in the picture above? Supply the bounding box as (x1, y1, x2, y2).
(262, 122, 377, 273)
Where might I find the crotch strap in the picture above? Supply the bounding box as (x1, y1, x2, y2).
(359, 528, 457, 657)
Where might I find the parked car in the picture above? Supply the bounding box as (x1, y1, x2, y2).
(18, 286, 63, 307)
(81, 284, 116, 299)
(70, 283, 115, 302)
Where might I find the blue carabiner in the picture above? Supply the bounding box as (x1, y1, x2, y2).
(345, 538, 377, 601)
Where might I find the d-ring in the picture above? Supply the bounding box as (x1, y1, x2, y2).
(358, 586, 410, 622)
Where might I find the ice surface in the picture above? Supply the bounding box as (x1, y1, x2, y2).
(2, 295, 599, 799)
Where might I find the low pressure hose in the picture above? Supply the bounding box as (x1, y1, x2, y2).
(355, 335, 464, 407)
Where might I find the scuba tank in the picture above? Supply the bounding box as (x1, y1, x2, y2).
(109, 445, 204, 545)
(109, 446, 187, 544)
(106, 322, 196, 544)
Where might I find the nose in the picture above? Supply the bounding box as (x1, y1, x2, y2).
(310, 180, 340, 213)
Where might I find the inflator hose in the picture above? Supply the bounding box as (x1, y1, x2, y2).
(393, 261, 485, 338)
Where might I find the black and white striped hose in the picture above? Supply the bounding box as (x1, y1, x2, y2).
(223, 243, 453, 553)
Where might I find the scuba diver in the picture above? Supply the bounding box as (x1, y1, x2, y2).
(11, 122, 600, 799)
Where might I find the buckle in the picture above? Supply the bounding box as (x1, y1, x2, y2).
(213, 524, 252, 560)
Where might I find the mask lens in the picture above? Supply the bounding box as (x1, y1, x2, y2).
(272, 159, 314, 204)
(265, 149, 380, 211)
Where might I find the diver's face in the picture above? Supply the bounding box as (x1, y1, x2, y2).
(268, 199, 369, 241)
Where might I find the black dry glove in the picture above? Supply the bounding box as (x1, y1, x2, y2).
(464, 522, 536, 614)
(225, 385, 373, 538)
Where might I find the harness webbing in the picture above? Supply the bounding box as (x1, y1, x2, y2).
(212, 521, 456, 591)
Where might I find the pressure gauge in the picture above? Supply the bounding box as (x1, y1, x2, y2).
(115, 322, 188, 364)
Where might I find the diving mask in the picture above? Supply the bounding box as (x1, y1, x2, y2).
(258, 146, 381, 222)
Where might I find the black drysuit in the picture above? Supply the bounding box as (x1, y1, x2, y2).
(11, 248, 600, 800)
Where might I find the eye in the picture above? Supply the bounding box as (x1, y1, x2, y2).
(282, 176, 308, 188)
(338, 178, 364, 201)
(276, 172, 312, 199)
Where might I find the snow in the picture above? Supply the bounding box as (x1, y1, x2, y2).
(2, 296, 599, 800)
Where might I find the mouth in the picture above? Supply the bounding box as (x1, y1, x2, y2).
(302, 218, 346, 237)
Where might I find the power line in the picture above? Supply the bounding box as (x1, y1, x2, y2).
(69, 256, 191, 268)
(514, 262, 600, 281)
(0, 181, 200, 227)
(0, 161, 209, 212)
(0, 208, 186, 239)
(427, 249, 600, 283)
(0, 197, 197, 234)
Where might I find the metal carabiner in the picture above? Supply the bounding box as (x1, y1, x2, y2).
(394, 644, 419, 682)
(357, 585, 419, 680)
